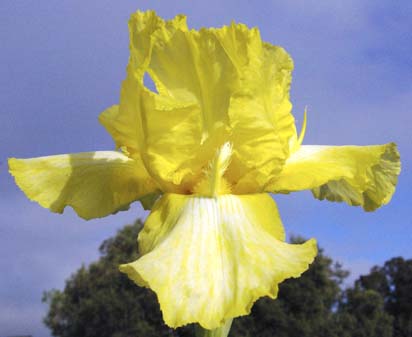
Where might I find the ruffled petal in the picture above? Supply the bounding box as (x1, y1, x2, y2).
(99, 11, 189, 157)
(268, 143, 400, 211)
(120, 193, 317, 329)
(226, 41, 296, 193)
(128, 10, 189, 79)
(106, 11, 297, 193)
(129, 11, 234, 135)
(116, 74, 216, 193)
(104, 11, 234, 191)
(99, 104, 140, 156)
(8, 151, 158, 220)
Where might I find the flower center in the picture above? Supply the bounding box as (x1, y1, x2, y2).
(193, 142, 232, 197)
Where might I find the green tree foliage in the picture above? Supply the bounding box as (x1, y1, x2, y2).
(43, 221, 397, 337)
(355, 257, 412, 337)
(333, 288, 393, 337)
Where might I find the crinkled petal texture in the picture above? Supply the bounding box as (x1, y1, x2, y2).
(268, 143, 400, 211)
(120, 193, 317, 329)
(100, 11, 296, 193)
(9, 151, 157, 220)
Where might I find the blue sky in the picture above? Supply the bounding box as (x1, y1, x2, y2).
(1, 1, 411, 336)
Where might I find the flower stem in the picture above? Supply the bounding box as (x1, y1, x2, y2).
(195, 319, 233, 337)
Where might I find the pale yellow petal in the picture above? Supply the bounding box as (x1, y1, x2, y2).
(120, 193, 316, 329)
(268, 143, 400, 211)
(9, 151, 158, 220)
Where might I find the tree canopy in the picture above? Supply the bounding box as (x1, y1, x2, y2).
(43, 220, 409, 337)
(355, 257, 412, 337)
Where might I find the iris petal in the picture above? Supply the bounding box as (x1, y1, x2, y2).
(118, 73, 217, 193)
(99, 104, 140, 156)
(120, 193, 317, 329)
(99, 11, 189, 158)
(226, 41, 296, 193)
(268, 143, 400, 211)
(8, 151, 157, 219)
(104, 11, 298, 193)
(116, 11, 233, 191)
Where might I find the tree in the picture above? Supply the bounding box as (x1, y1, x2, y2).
(333, 288, 393, 337)
(355, 257, 412, 337)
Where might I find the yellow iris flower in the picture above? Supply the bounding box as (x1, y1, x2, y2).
(9, 10, 400, 333)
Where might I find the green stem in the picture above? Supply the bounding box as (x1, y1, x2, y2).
(195, 319, 233, 337)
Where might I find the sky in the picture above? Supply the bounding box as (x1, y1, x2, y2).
(1, 1, 411, 336)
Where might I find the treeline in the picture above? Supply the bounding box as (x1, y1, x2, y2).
(43, 220, 412, 337)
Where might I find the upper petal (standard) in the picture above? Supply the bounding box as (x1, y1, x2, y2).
(226, 43, 295, 193)
(103, 11, 298, 194)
